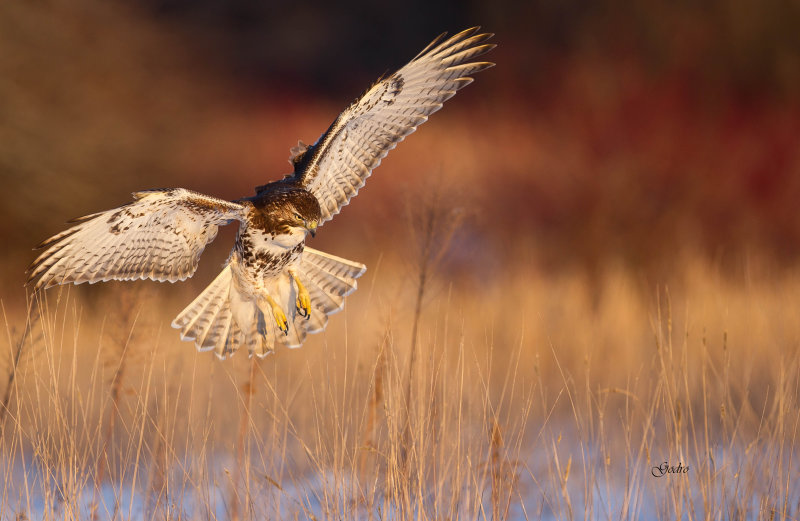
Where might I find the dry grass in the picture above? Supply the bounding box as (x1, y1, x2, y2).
(0, 253, 798, 520)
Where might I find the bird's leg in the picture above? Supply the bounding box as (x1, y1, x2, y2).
(289, 269, 311, 319)
(260, 294, 288, 335)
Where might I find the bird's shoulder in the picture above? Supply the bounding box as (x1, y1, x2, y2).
(250, 178, 302, 200)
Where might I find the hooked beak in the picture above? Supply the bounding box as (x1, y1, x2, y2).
(305, 220, 318, 238)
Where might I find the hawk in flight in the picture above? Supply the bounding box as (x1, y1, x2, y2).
(27, 28, 495, 358)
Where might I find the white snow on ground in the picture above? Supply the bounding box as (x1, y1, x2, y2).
(1, 443, 796, 520)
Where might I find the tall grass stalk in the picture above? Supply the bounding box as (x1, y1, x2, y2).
(399, 188, 464, 478)
(0, 294, 40, 432)
(90, 291, 142, 519)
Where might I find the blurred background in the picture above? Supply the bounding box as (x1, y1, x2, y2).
(2, 4, 800, 515)
(2, 0, 800, 296)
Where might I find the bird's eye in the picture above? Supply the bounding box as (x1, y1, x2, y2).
(293, 211, 303, 221)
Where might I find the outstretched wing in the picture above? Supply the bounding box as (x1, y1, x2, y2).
(289, 27, 495, 223)
(28, 188, 246, 290)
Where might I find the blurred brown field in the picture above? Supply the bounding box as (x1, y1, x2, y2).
(1, 0, 799, 518)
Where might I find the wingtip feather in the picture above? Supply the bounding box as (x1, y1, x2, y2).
(292, 27, 494, 225)
(35, 228, 79, 249)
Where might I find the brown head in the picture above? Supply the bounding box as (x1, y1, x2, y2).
(251, 183, 321, 237)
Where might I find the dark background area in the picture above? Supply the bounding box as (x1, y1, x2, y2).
(2, 0, 799, 292)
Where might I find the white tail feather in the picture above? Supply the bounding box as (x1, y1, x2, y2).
(171, 248, 365, 359)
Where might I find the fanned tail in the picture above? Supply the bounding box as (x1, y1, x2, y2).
(171, 248, 365, 359)
(171, 265, 244, 359)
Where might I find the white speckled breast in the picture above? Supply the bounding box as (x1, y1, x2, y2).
(231, 225, 305, 291)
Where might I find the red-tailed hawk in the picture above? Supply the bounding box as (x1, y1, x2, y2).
(27, 28, 495, 358)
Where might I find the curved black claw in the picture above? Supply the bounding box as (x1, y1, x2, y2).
(275, 315, 289, 336)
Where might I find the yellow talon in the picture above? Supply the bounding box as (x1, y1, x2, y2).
(290, 270, 312, 320)
(273, 307, 288, 335)
(264, 295, 289, 335)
